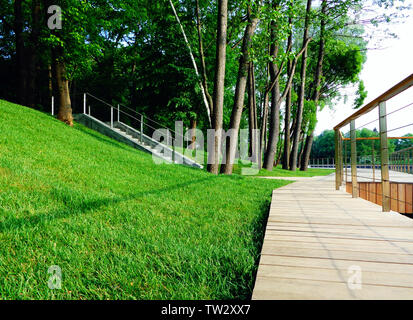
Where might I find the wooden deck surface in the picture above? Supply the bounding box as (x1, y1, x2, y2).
(252, 174, 413, 300)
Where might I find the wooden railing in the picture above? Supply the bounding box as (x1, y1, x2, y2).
(334, 74, 413, 212)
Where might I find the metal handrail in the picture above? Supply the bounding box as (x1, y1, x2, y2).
(83, 93, 186, 163)
(333, 74, 413, 213)
(334, 73, 413, 130)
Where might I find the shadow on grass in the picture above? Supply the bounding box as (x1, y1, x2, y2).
(0, 177, 213, 233)
(74, 125, 147, 156)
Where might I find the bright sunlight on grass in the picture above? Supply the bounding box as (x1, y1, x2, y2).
(0, 99, 292, 300)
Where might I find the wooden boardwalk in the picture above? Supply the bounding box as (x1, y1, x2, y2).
(252, 174, 413, 299)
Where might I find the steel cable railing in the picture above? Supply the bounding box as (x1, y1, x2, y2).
(333, 73, 413, 214)
(70, 93, 201, 165)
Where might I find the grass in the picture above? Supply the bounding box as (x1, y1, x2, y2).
(0, 99, 292, 300)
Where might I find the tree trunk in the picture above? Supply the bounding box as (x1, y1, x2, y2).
(300, 132, 314, 170)
(259, 87, 270, 169)
(207, 0, 228, 174)
(282, 18, 293, 170)
(14, 0, 27, 105)
(290, 0, 312, 171)
(169, 0, 211, 126)
(263, 18, 281, 171)
(298, 133, 305, 169)
(248, 62, 258, 162)
(196, 0, 214, 116)
(26, 0, 41, 108)
(300, 0, 327, 171)
(221, 9, 258, 174)
(54, 54, 73, 126)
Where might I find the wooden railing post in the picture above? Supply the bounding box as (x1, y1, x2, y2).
(340, 134, 344, 184)
(344, 140, 348, 184)
(350, 120, 358, 198)
(379, 101, 390, 212)
(372, 140, 375, 182)
(335, 129, 343, 190)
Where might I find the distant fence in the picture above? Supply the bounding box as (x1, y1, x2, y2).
(333, 74, 413, 213)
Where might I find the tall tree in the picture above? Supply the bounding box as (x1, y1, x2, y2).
(262, 14, 281, 171)
(300, 0, 326, 171)
(281, 15, 293, 170)
(207, 0, 228, 174)
(14, 0, 26, 105)
(221, 5, 258, 175)
(290, 0, 312, 171)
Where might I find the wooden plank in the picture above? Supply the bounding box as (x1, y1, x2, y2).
(377, 182, 382, 206)
(406, 184, 413, 214)
(253, 174, 413, 300)
(391, 183, 398, 212)
(360, 182, 367, 200)
(260, 247, 413, 264)
(263, 235, 413, 252)
(259, 255, 413, 274)
(253, 277, 413, 300)
(368, 182, 376, 203)
(256, 264, 413, 288)
(399, 184, 406, 214)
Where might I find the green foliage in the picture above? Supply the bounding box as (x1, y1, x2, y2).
(394, 134, 413, 151)
(311, 128, 402, 160)
(354, 80, 368, 109)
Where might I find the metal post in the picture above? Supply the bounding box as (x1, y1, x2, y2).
(83, 93, 86, 114)
(88, 105, 91, 115)
(110, 107, 113, 128)
(351, 120, 358, 198)
(51, 96, 54, 116)
(117, 104, 120, 122)
(379, 101, 390, 212)
(140, 114, 143, 143)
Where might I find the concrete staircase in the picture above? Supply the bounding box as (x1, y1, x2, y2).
(74, 113, 203, 169)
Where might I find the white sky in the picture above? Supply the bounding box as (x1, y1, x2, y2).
(315, 0, 413, 136)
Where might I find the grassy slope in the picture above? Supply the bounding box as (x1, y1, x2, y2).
(0, 100, 291, 300)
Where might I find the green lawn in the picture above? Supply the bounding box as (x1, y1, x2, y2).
(0, 99, 291, 300)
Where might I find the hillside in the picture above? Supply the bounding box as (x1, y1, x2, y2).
(0, 100, 290, 299)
